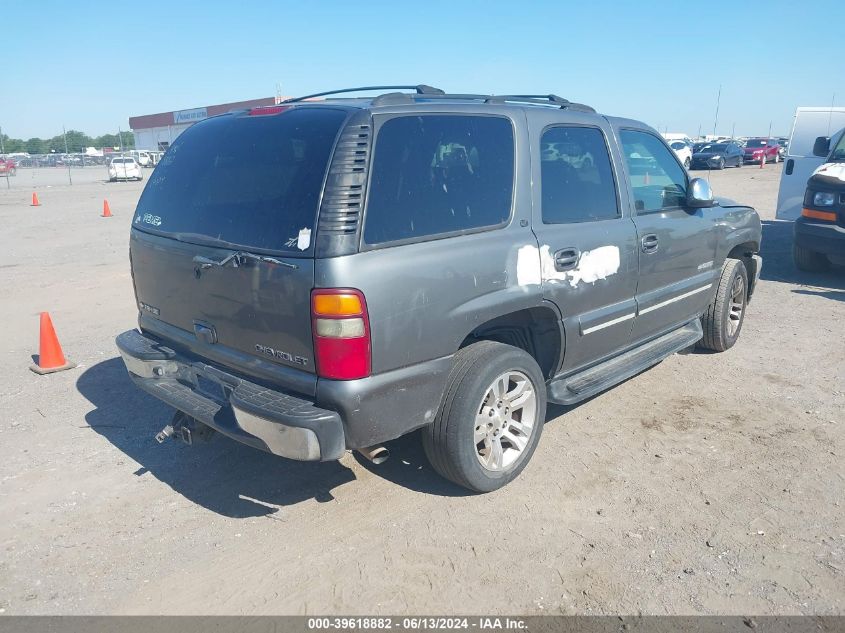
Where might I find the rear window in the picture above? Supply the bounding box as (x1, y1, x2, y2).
(112, 158, 134, 164)
(364, 115, 514, 245)
(134, 107, 347, 253)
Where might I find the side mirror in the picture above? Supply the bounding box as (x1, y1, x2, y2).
(813, 136, 830, 158)
(687, 177, 715, 208)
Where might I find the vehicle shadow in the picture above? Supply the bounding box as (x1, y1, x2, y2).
(792, 288, 845, 303)
(760, 220, 845, 290)
(76, 357, 357, 518)
(352, 432, 473, 497)
(353, 402, 583, 496)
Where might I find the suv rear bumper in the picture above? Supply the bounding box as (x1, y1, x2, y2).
(116, 329, 345, 461)
(116, 329, 453, 461)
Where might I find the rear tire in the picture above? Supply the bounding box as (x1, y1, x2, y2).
(793, 243, 829, 272)
(422, 341, 546, 493)
(698, 259, 748, 352)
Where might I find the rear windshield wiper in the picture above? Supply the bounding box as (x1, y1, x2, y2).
(193, 251, 298, 270)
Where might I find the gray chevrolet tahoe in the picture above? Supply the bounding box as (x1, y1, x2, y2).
(117, 85, 762, 492)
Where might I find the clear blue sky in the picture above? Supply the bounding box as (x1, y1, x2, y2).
(2, 0, 842, 140)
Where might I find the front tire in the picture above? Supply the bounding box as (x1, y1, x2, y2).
(793, 243, 828, 272)
(716, 157, 725, 170)
(422, 341, 546, 493)
(698, 259, 748, 352)
(684, 157, 691, 169)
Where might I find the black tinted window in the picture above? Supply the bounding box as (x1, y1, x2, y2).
(134, 107, 347, 252)
(541, 127, 620, 223)
(364, 115, 514, 245)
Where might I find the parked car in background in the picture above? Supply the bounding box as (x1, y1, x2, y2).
(776, 137, 788, 159)
(690, 142, 744, 170)
(793, 127, 845, 272)
(743, 138, 780, 164)
(108, 157, 143, 181)
(0, 157, 17, 176)
(130, 150, 153, 167)
(668, 140, 692, 168)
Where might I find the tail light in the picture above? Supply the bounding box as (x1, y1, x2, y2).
(248, 105, 290, 116)
(311, 288, 371, 380)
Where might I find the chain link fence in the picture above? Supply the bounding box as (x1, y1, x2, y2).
(0, 126, 151, 189)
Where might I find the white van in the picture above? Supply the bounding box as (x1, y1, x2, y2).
(129, 150, 153, 168)
(776, 107, 845, 220)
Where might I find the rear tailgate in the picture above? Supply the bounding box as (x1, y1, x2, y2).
(128, 106, 349, 387)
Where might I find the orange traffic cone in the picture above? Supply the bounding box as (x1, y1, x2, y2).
(102, 200, 112, 218)
(31, 192, 40, 206)
(30, 312, 76, 375)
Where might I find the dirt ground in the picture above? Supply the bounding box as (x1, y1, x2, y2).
(0, 163, 843, 616)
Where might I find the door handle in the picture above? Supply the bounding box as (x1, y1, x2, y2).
(641, 234, 659, 253)
(554, 247, 580, 271)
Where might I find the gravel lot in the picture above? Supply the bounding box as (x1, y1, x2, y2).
(1, 163, 843, 615)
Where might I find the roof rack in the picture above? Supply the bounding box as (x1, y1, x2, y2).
(283, 85, 445, 103)
(485, 94, 596, 113)
(283, 86, 595, 113)
(370, 91, 596, 112)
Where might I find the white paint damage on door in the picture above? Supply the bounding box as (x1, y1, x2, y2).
(516, 244, 542, 286)
(516, 243, 621, 287)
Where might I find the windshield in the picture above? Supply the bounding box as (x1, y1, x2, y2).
(133, 107, 347, 253)
(831, 132, 845, 162)
(112, 158, 133, 164)
(670, 142, 686, 149)
(700, 144, 727, 152)
(745, 139, 768, 147)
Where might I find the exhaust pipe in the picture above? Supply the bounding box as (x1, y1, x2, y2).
(357, 445, 390, 465)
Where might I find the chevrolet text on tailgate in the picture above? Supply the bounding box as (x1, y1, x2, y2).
(117, 85, 763, 493)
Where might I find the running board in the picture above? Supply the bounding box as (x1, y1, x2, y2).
(547, 320, 703, 405)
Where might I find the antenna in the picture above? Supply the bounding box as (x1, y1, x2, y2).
(712, 84, 721, 137)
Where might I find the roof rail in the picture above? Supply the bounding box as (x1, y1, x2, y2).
(283, 85, 445, 103)
(485, 94, 596, 113)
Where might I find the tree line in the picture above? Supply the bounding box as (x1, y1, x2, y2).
(0, 130, 135, 154)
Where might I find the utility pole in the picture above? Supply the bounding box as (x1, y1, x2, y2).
(731, 122, 735, 139)
(768, 121, 772, 138)
(712, 85, 721, 138)
(1, 125, 7, 190)
(63, 126, 72, 185)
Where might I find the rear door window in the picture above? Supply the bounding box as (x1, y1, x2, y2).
(364, 115, 514, 245)
(134, 107, 347, 253)
(541, 126, 620, 223)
